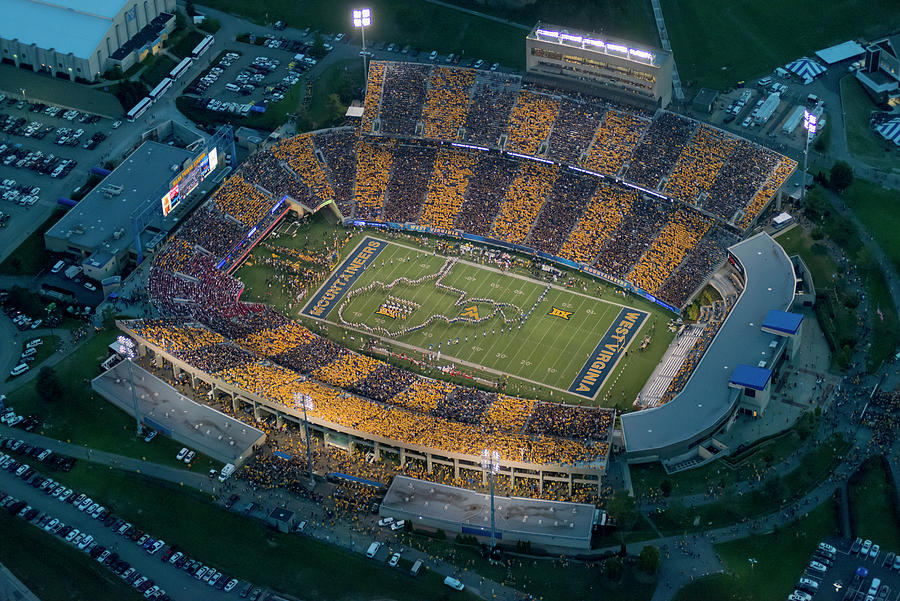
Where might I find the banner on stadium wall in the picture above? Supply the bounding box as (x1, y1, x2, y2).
(343, 220, 682, 314)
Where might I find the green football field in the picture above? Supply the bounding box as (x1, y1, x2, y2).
(315, 238, 656, 401)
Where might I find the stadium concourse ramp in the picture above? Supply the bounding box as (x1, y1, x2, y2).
(620, 232, 796, 465)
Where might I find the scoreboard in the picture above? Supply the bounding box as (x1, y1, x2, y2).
(162, 147, 219, 217)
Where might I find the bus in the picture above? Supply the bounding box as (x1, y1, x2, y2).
(168, 57, 193, 81)
(191, 35, 214, 59)
(148, 77, 174, 102)
(126, 97, 152, 122)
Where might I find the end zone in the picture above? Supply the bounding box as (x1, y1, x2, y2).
(568, 308, 648, 400)
(302, 237, 387, 319)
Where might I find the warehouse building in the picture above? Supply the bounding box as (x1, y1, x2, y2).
(1, 0, 176, 82)
(525, 23, 673, 109)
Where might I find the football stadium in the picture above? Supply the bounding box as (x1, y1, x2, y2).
(119, 59, 801, 498)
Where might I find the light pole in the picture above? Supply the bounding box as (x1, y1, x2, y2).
(481, 449, 500, 551)
(352, 8, 371, 84)
(116, 335, 142, 435)
(748, 557, 757, 599)
(295, 392, 316, 488)
(20, 88, 25, 101)
(801, 109, 818, 205)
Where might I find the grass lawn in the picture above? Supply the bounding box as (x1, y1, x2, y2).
(775, 227, 838, 288)
(442, 0, 658, 46)
(0, 208, 64, 275)
(843, 179, 900, 276)
(655, 434, 848, 534)
(840, 75, 899, 171)
(849, 457, 900, 550)
(662, 0, 900, 92)
(168, 29, 206, 60)
(630, 430, 803, 499)
(0, 510, 143, 601)
(45, 463, 466, 601)
(204, 0, 527, 69)
(675, 496, 841, 601)
(139, 54, 178, 88)
(3, 328, 219, 474)
(299, 59, 365, 131)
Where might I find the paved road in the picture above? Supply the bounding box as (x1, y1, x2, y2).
(0, 561, 40, 601)
(0, 464, 223, 601)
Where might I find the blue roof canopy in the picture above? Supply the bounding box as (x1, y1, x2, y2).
(762, 309, 803, 335)
(730, 364, 772, 391)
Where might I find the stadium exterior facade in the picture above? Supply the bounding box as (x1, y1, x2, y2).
(621, 233, 802, 469)
(526, 23, 673, 109)
(118, 321, 611, 496)
(1, 0, 176, 82)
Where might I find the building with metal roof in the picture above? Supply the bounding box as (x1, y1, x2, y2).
(621, 233, 798, 466)
(0, 0, 176, 82)
(44, 140, 194, 279)
(380, 475, 595, 550)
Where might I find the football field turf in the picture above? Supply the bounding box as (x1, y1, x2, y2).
(303, 237, 653, 401)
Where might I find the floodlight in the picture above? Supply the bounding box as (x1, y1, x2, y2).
(353, 8, 371, 28)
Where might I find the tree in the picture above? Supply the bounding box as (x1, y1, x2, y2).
(607, 491, 638, 539)
(36, 367, 63, 402)
(604, 556, 623, 582)
(803, 187, 830, 222)
(309, 33, 327, 59)
(638, 545, 660, 574)
(829, 161, 853, 193)
(660, 478, 673, 497)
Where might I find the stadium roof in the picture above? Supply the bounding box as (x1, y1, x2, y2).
(815, 41, 865, 65)
(3, 0, 125, 58)
(762, 309, 803, 335)
(621, 233, 795, 457)
(381, 476, 594, 548)
(729, 364, 772, 391)
(45, 141, 193, 255)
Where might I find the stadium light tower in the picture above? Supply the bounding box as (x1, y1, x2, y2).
(352, 9, 371, 83)
(295, 392, 316, 488)
(116, 335, 142, 436)
(802, 109, 818, 205)
(481, 449, 500, 551)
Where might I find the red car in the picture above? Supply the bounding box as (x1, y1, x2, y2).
(160, 547, 175, 562)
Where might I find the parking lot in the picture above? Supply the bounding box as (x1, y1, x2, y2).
(794, 537, 900, 601)
(0, 95, 127, 247)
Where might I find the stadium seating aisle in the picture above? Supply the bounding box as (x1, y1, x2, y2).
(624, 111, 698, 190)
(353, 140, 395, 220)
(545, 96, 606, 164)
(664, 125, 736, 204)
(312, 129, 358, 217)
(628, 208, 713, 295)
(581, 110, 650, 176)
(504, 90, 560, 155)
(271, 134, 335, 205)
(422, 66, 476, 140)
(558, 184, 638, 266)
(380, 62, 431, 136)
(361, 61, 386, 135)
(419, 150, 475, 229)
(490, 162, 558, 245)
(382, 145, 437, 223)
(527, 171, 598, 255)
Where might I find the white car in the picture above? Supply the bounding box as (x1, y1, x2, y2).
(378, 517, 394, 527)
(224, 579, 238, 592)
(390, 520, 405, 531)
(111, 121, 122, 129)
(78, 497, 93, 511)
(78, 535, 93, 550)
(176, 448, 188, 461)
(91, 505, 105, 519)
(808, 561, 827, 574)
(870, 544, 880, 558)
(861, 540, 873, 555)
(388, 552, 400, 567)
(183, 450, 195, 463)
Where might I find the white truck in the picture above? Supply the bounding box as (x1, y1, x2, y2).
(218, 463, 235, 482)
